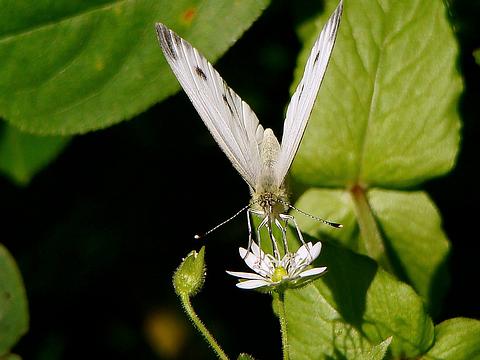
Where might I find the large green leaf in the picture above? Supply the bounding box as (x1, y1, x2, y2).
(0, 122, 69, 185)
(0, 244, 29, 356)
(421, 318, 480, 360)
(291, 0, 461, 188)
(0, 0, 270, 135)
(285, 237, 434, 359)
(284, 0, 460, 304)
(294, 188, 449, 312)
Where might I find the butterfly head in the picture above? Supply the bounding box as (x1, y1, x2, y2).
(251, 188, 289, 218)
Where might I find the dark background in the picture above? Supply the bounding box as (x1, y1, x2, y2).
(2, 0, 479, 359)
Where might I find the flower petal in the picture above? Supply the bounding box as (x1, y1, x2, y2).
(295, 242, 322, 264)
(250, 241, 262, 257)
(259, 254, 274, 272)
(310, 242, 322, 260)
(236, 279, 271, 289)
(299, 267, 327, 278)
(239, 247, 248, 258)
(239, 246, 273, 276)
(226, 271, 266, 280)
(239, 248, 259, 270)
(295, 242, 313, 262)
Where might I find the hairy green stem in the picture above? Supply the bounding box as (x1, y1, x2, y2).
(180, 294, 229, 360)
(274, 291, 290, 360)
(350, 184, 393, 272)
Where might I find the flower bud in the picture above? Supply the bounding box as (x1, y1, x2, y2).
(173, 247, 206, 298)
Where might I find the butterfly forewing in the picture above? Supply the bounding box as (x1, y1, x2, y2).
(275, 0, 343, 186)
(155, 24, 264, 189)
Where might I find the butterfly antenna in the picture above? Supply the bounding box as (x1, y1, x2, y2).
(281, 201, 343, 228)
(194, 204, 251, 239)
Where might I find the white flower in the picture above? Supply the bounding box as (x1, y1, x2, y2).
(226, 241, 327, 290)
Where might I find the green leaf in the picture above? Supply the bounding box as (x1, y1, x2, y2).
(0, 0, 270, 135)
(474, 49, 480, 65)
(367, 189, 450, 313)
(0, 122, 69, 185)
(285, 237, 434, 359)
(357, 337, 392, 360)
(285, 0, 459, 300)
(291, 0, 462, 188)
(422, 318, 480, 360)
(0, 244, 29, 356)
(294, 188, 450, 312)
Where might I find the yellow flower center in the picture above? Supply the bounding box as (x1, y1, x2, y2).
(271, 266, 288, 283)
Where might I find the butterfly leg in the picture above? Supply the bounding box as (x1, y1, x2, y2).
(251, 210, 268, 261)
(246, 208, 255, 256)
(274, 217, 289, 255)
(279, 213, 313, 260)
(266, 216, 281, 260)
(279, 213, 305, 245)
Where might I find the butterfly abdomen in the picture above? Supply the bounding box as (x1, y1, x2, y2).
(255, 129, 280, 192)
(261, 129, 280, 166)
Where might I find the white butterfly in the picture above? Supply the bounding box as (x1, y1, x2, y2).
(155, 1, 343, 257)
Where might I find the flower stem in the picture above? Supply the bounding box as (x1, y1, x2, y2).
(274, 291, 290, 360)
(180, 294, 229, 360)
(350, 184, 393, 272)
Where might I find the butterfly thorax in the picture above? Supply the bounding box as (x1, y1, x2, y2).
(250, 128, 289, 216)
